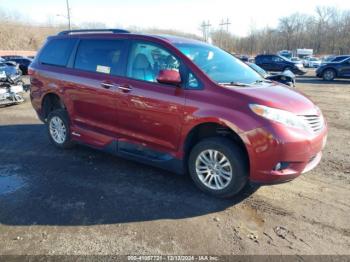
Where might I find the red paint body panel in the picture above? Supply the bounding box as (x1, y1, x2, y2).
(29, 32, 328, 184)
(116, 78, 186, 154)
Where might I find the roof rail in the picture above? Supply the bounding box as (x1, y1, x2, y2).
(57, 29, 130, 36)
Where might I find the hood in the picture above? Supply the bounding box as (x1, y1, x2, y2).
(224, 82, 317, 115)
(322, 60, 346, 65)
(319, 63, 332, 68)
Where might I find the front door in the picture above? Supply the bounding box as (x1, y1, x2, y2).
(115, 41, 186, 156)
(338, 59, 350, 77)
(272, 56, 284, 71)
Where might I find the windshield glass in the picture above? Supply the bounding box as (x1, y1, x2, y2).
(174, 43, 262, 85)
(248, 63, 267, 76)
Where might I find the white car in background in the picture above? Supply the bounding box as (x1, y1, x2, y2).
(290, 57, 303, 65)
(303, 57, 322, 68)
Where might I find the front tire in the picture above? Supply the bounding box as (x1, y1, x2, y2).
(188, 137, 248, 198)
(47, 109, 74, 149)
(322, 69, 336, 81)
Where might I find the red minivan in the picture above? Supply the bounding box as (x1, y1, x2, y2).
(29, 29, 327, 197)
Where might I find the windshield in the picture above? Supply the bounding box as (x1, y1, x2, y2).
(332, 56, 349, 62)
(248, 63, 267, 76)
(174, 43, 262, 85)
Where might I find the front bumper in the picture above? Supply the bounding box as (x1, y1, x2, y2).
(316, 67, 325, 77)
(245, 124, 327, 184)
(294, 67, 307, 75)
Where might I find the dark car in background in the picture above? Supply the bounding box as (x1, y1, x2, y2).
(246, 62, 295, 87)
(1, 55, 23, 60)
(316, 57, 350, 80)
(1, 56, 32, 75)
(255, 54, 306, 75)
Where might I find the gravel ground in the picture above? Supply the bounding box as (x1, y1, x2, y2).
(0, 72, 349, 255)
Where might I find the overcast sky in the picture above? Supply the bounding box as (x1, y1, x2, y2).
(1, 0, 350, 36)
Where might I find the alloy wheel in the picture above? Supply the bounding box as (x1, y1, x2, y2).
(324, 70, 335, 80)
(195, 149, 233, 190)
(49, 116, 67, 144)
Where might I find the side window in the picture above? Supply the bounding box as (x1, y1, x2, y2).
(127, 42, 180, 83)
(272, 56, 282, 62)
(261, 56, 271, 63)
(39, 39, 76, 67)
(74, 39, 125, 75)
(187, 72, 201, 89)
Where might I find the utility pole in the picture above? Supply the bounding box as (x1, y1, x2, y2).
(219, 18, 231, 32)
(200, 20, 211, 42)
(219, 18, 231, 49)
(66, 0, 71, 30)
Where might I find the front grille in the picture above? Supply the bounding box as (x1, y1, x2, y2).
(299, 115, 324, 133)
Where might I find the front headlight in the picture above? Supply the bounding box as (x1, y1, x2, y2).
(295, 63, 303, 68)
(249, 104, 309, 131)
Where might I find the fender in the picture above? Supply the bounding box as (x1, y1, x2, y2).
(177, 107, 263, 158)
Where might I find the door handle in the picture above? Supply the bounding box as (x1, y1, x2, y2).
(101, 82, 114, 89)
(117, 84, 132, 93)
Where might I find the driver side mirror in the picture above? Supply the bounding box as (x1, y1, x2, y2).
(156, 69, 181, 86)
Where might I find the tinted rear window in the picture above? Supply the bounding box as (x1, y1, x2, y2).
(74, 39, 125, 75)
(257, 56, 271, 63)
(39, 38, 76, 67)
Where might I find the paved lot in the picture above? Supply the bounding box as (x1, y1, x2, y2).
(0, 72, 349, 255)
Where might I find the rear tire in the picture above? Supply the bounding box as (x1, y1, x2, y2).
(188, 137, 248, 198)
(47, 109, 74, 149)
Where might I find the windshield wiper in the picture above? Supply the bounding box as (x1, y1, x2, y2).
(218, 81, 250, 87)
(252, 79, 272, 84)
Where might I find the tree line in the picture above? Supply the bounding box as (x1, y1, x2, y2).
(1, 6, 349, 56)
(0, 9, 200, 51)
(211, 6, 350, 56)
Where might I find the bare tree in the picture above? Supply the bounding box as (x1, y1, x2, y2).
(1, 6, 350, 56)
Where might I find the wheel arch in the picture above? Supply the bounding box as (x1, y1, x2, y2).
(181, 121, 250, 174)
(41, 92, 66, 121)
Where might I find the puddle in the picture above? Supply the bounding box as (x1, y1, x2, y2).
(0, 164, 26, 195)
